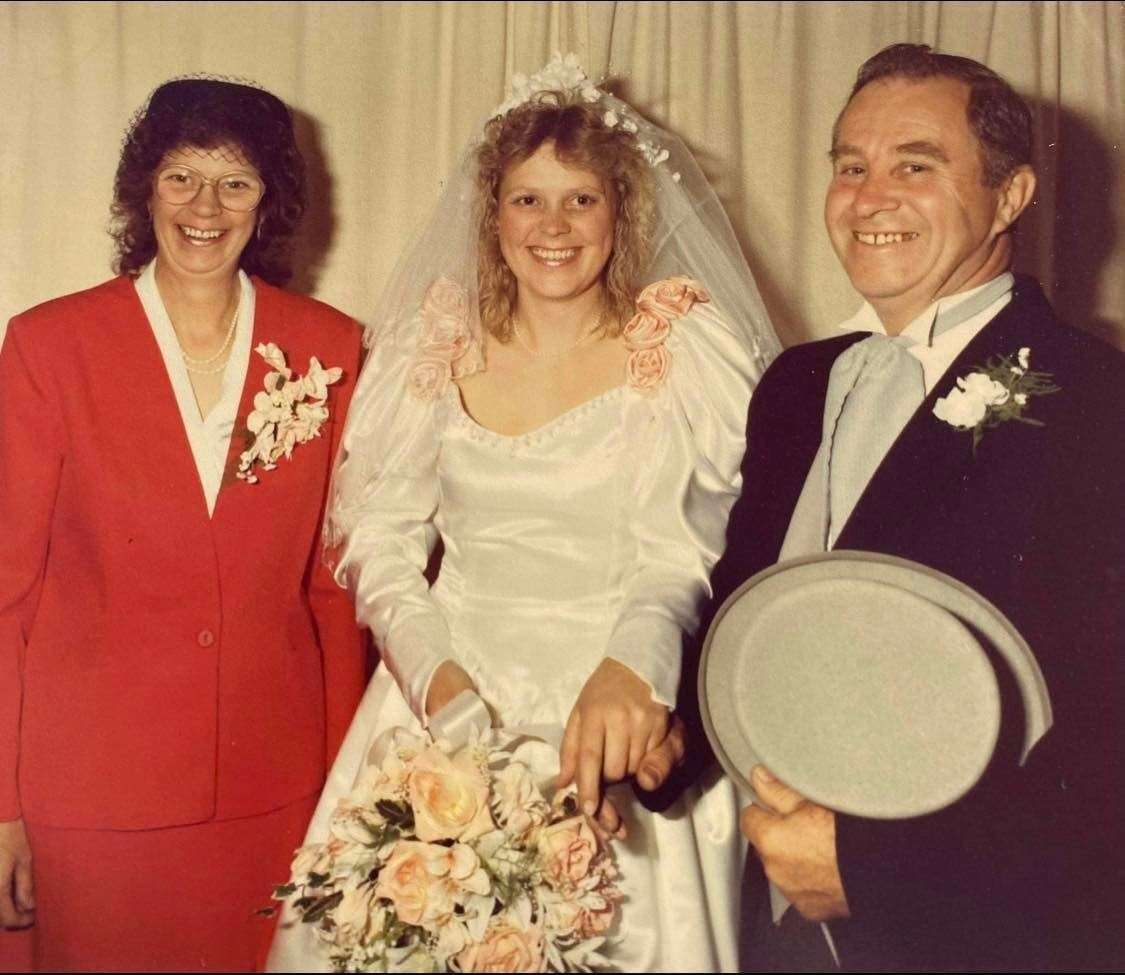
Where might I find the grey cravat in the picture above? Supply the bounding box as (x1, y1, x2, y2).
(781, 334, 924, 559)
(781, 273, 1013, 560)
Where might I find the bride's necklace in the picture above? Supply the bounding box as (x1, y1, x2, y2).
(177, 296, 239, 375)
(511, 307, 604, 360)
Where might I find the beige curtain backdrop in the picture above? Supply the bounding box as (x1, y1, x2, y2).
(1, 1, 1122, 350)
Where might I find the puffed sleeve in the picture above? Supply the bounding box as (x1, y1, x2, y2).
(605, 299, 761, 706)
(328, 334, 454, 725)
(0, 316, 66, 820)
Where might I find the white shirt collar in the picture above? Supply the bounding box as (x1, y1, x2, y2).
(838, 272, 1015, 346)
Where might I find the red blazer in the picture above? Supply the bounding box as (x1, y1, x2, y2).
(0, 276, 367, 829)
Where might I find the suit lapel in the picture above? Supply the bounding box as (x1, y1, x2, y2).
(212, 278, 278, 519)
(108, 277, 217, 519)
(757, 333, 867, 560)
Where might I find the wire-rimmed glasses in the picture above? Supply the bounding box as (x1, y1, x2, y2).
(153, 164, 265, 212)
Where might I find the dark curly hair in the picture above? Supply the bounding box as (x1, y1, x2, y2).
(474, 91, 656, 341)
(837, 43, 1033, 188)
(111, 78, 306, 285)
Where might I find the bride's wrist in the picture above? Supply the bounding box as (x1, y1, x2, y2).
(424, 660, 476, 717)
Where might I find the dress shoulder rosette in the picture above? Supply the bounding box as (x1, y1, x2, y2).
(622, 275, 710, 395)
(405, 278, 485, 402)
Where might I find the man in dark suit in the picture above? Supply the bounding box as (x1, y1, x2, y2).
(643, 43, 1124, 972)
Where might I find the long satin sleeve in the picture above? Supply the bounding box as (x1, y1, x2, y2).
(605, 301, 760, 706)
(328, 336, 452, 725)
(0, 317, 65, 821)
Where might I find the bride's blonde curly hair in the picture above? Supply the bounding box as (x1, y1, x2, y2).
(474, 91, 656, 341)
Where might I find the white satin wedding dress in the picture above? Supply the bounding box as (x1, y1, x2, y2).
(267, 297, 753, 973)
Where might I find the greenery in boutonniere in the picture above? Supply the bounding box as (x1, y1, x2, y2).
(933, 347, 1060, 453)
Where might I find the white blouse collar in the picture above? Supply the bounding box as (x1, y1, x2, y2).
(135, 262, 255, 516)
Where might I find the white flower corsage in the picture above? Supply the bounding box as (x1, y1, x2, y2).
(933, 346, 1059, 453)
(235, 342, 342, 484)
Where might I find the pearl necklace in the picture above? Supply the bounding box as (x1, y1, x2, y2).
(511, 308, 604, 360)
(179, 303, 239, 375)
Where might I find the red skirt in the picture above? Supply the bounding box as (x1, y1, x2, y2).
(21, 795, 316, 972)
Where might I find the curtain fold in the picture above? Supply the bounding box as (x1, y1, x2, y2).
(1, 1, 1121, 348)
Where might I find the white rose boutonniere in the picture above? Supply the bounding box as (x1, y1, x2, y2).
(933, 346, 1059, 453)
(236, 342, 343, 484)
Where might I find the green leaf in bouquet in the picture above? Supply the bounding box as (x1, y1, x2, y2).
(301, 889, 344, 924)
(273, 882, 298, 898)
(375, 798, 414, 829)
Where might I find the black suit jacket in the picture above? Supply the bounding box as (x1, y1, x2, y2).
(683, 277, 1124, 971)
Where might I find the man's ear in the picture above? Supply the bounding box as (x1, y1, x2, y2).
(994, 165, 1037, 232)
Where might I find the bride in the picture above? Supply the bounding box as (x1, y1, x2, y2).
(268, 55, 778, 972)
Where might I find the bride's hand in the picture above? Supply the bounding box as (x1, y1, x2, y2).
(558, 658, 669, 817)
(424, 660, 476, 718)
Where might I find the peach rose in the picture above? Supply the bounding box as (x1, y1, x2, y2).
(374, 841, 456, 928)
(625, 345, 671, 394)
(422, 277, 470, 322)
(456, 917, 546, 973)
(538, 815, 599, 888)
(621, 311, 671, 350)
(637, 276, 710, 318)
(376, 841, 491, 931)
(407, 746, 494, 842)
(406, 356, 452, 401)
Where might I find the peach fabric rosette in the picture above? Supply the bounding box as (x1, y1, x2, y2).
(623, 276, 711, 395)
(406, 278, 484, 401)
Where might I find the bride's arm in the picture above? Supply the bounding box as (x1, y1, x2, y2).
(329, 338, 468, 725)
(559, 297, 763, 812)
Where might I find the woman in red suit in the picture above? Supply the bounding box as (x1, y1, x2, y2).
(0, 78, 366, 971)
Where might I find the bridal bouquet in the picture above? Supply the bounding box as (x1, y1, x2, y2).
(271, 726, 622, 972)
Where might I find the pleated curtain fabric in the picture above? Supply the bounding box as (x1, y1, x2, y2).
(1, 2, 1121, 352)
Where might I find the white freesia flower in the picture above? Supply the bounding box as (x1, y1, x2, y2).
(1018, 347, 1031, 370)
(603, 109, 619, 127)
(255, 341, 290, 375)
(959, 371, 1010, 406)
(303, 356, 344, 400)
(933, 386, 989, 429)
(290, 842, 332, 882)
(492, 762, 550, 839)
(332, 875, 383, 948)
(236, 343, 343, 483)
(1015, 392, 1028, 405)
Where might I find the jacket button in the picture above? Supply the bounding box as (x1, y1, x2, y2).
(197, 629, 215, 647)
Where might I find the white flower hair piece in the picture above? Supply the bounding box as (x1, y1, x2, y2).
(492, 51, 677, 175)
